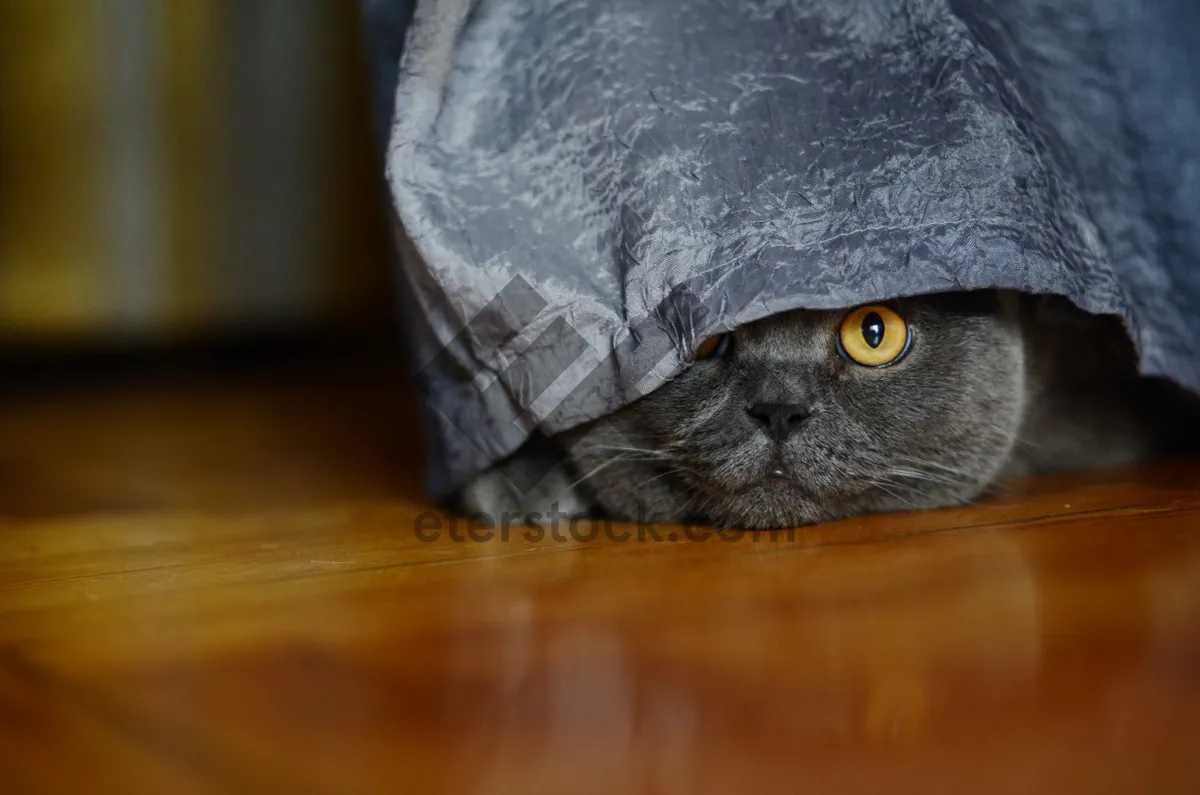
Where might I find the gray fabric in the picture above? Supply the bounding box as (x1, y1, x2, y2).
(363, 0, 1200, 500)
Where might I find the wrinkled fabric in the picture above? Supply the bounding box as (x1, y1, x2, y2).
(361, 0, 1200, 500)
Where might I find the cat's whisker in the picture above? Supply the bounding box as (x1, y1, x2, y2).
(676, 481, 722, 522)
(670, 493, 698, 524)
(567, 453, 637, 490)
(568, 448, 702, 497)
(642, 467, 687, 487)
(692, 492, 722, 526)
(888, 466, 961, 484)
(1010, 435, 1046, 451)
(863, 477, 921, 506)
(870, 469, 990, 510)
(888, 471, 967, 491)
(891, 454, 977, 479)
(573, 448, 667, 465)
(886, 454, 987, 489)
(574, 444, 667, 458)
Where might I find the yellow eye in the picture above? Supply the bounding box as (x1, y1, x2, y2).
(695, 333, 730, 360)
(838, 305, 910, 367)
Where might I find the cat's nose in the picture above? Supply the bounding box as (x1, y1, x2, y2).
(746, 402, 810, 441)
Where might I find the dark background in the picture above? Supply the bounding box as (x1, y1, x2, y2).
(0, 0, 403, 384)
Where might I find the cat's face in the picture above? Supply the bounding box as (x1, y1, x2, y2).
(563, 291, 1028, 529)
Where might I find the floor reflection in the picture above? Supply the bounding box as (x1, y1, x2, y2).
(421, 527, 1049, 793)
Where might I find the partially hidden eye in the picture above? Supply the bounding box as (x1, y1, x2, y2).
(838, 305, 910, 367)
(695, 333, 731, 361)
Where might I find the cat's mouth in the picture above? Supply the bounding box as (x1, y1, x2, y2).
(707, 458, 816, 495)
(758, 451, 812, 487)
(758, 468, 812, 493)
(701, 448, 871, 501)
(680, 440, 876, 510)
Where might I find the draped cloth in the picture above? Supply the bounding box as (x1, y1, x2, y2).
(361, 0, 1200, 499)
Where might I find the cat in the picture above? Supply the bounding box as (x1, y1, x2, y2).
(455, 291, 1199, 530)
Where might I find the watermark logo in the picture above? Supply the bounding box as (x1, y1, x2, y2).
(411, 505, 803, 544)
(410, 276, 715, 496)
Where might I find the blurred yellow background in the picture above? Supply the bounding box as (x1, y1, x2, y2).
(0, 0, 394, 348)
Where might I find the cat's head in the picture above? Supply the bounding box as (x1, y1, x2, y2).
(563, 291, 1028, 529)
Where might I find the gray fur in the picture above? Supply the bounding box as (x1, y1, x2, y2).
(457, 292, 1197, 529)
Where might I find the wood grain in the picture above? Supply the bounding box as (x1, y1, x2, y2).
(2, 365, 1199, 795)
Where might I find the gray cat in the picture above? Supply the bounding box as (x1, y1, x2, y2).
(456, 291, 1198, 529)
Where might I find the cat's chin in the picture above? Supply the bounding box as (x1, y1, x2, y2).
(686, 479, 835, 530)
(679, 466, 920, 529)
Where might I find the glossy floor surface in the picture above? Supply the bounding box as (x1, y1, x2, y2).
(2, 361, 1199, 794)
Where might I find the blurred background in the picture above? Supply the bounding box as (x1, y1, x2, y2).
(0, 0, 397, 363)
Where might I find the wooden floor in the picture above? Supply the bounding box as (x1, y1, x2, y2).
(2, 357, 1199, 795)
